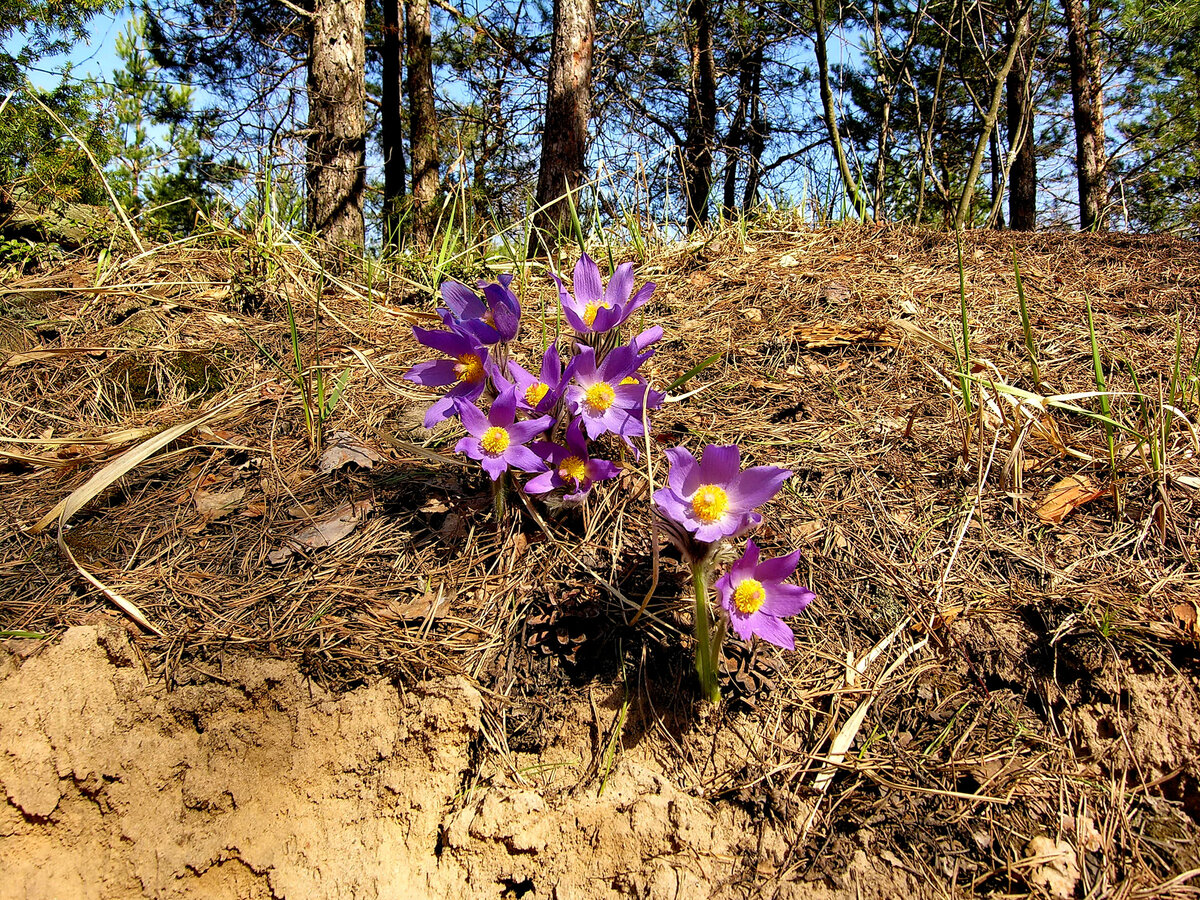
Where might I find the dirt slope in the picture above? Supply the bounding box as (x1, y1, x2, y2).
(1, 625, 914, 899)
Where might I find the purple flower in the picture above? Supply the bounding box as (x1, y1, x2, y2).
(405, 327, 490, 426)
(438, 276, 520, 344)
(551, 254, 655, 335)
(454, 388, 552, 480)
(715, 540, 814, 650)
(564, 344, 651, 443)
(526, 417, 621, 501)
(653, 445, 791, 543)
(492, 343, 568, 415)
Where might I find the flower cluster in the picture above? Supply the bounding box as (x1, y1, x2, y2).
(405, 254, 663, 503)
(405, 253, 814, 704)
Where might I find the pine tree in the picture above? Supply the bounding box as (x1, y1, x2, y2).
(105, 14, 241, 235)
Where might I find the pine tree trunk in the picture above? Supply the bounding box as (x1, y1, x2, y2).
(406, 0, 439, 246)
(381, 0, 406, 249)
(1005, 1, 1036, 231)
(531, 0, 596, 250)
(307, 0, 366, 258)
(1063, 0, 1107, 230)
(682, 0, 717, 232)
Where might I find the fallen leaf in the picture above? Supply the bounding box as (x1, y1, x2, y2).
(1025, 836, 1079, 899)
(778, 254, 800, 268)
(1037, 475, 1104, 524)
(267, 499, 373, 565)
(793, 520, 825, 543)
(319, 431, 384, 474)
(1172, 601, 1199, 638)
(420, 497, 450, 514)
(194, 486, 245, 524)
(241, 500, 268, 518)
(742, 307, 763, 322)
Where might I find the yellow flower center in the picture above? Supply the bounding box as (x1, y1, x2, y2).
(732, 579, 766, 614)
(558, 455, 588, 483)
(583, 301, 611, 327)
(620, 376, 639, 386)
(524, 382, 550, 407)
(690, 484, 728, 523)
(455, 353, 484, 384)
(480, 426, 510, 455)
(584, 382, 616, 413)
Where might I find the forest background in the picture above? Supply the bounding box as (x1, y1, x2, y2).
(1, 0, 1198, 263)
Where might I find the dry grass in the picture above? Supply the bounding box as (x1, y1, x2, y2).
(2, 221, 1199, 897)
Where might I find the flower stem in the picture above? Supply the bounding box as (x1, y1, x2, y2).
(691, 562, 720, 703)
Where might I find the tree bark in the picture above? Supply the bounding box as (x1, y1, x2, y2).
(742, 48, 765, 210)
(952, 5, 1027, 229)
(812, 0, 867, 218)
(682, 0, 717, 232)
(307, 0, 367, 257)
(381, 0, 406, 249)
(406, 0, 439, 246)
(1063, 0, 1107, 230)
(1005, 0, 1036, 230)
(530, 0, 595, 250)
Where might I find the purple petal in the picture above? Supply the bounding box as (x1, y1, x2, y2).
(565, 416, 589, 457)
(458, 400, 489, 435)
(730, 540, 762, 577)
(748, 613, 797, 650)
(728, 466, 791, 511)
(697, 445, 741, 487)
(502, 444, 549, 473)
(570, 345, 599, 382)
(585, 458, 620, 482)
(626, 281, 656, 315)
(664, 447, 701, 496)
(441, 280, 485, 318)
(424, 395, 459, 427)
(753, 549, 801, 583)
(693, 520, 737, 543)
(573, 254, 603, 305)
(631, 325, 664, 353)
(653, 488, 692, 526)
(413, 325, 472, 357)
(726, 610, 758, 643)
(548, 271, 581, 315)
(591, 304, 623, 334)
(506, 415, 554, 444)
(540, 343, 562, 384)
(489, 388, 518, 425)
(597, 344, 638, 382)
(525, 470, 559, 494)
(606, 262, 634, 308)
(479, 454, 508, 480)
(405, 358, 458, 387)
(761, 583, 815, 618)
(563, 306, 589, 333)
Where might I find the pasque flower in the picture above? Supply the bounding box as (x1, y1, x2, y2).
(565, 344, 653, 443)
(526, 417, 620, 501)
(455, 388, 552, 480)
(405, 327, 490, 426)
(551, 253, 655, 335)
(654, 444, 791, 544)
(715, 541, 814, 650)
(491, 342, 569, 415)
(439, 275, 521, 344)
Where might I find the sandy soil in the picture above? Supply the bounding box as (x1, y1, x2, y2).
(1, 625, 919, 899)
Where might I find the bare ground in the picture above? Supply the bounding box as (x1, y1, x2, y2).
(2, 223, 1199, 898)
